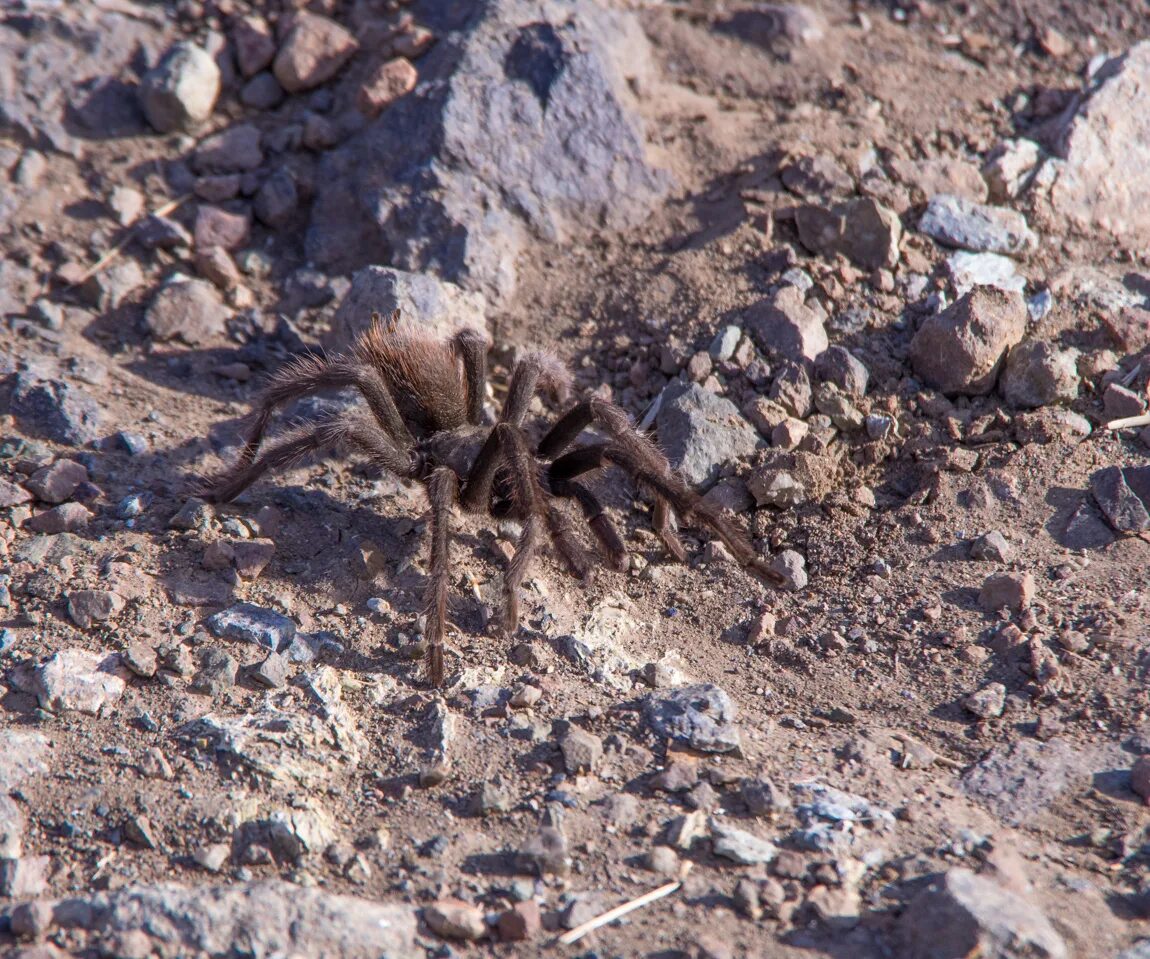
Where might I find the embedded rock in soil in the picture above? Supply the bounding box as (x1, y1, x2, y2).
(918, 194, 1038, 256)
(138, 42, 220, 133)
(34, 881, 415, 958)
(1090, 465, 1150, 533)
(1103, 382, 1146, 419)
(32, 648, 127, 715)
(559, 727, 603, 775)
(962, 682, 1005, 719)
(718, 4, 828, 51)
(26, 501, 92, 534)
(193, 124, 264, 173)
(999, 339, 1079, 409)
(946, 251, 1025, 296)
(961, 738, 1092, 826)
(768, 549, 808, 590)
(898, 867, 1067, 959)
(11, 373, 103, 445)
(794, 197, 902, 270)
(746, 285, 829, 362)
(145, 277, 230, 346)
(709, 817, 778, 865)
(233, 15, 276, 77)
(0, 730, 49, 791)
(983, 139, 1041, 202)
(517, 826, 570, 876)
(909, 288, 1026, 396)
(657, 381, 761, 488)
(644, 683, 742, 753)
(205, 602, 297, 649)
(323, 265, 486, 350)
(67, 589, 126, 628)
(307, 0, 669, 303)
(1052, 42, 1150, 248)
(978, 572, 1035, 612)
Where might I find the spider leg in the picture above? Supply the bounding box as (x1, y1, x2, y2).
(547, 445, 627, 571)
(423, 467, 458, 686)
(234, 353, 415, 477)
(543, 401, 783, 584)
(198, 414, 415, 503)
(493, 423, 543, 635)
(451, 328, 490, 426)
(459, 350, 570, 512)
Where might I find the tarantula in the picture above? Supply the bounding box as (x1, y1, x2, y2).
(198, 310, 782, 685)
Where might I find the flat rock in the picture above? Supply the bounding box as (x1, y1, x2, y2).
(11, 373, 103, 445)
(205, 602, 297, 649)
(657, 381, 761, 488)
(919, 194, 1038, 256)
(898, 867, 1067, 959)
(0, 729, 50, 791)
(946, 251, 1025, 296)
(67, 589, 126, 628)
(1052, 42, 1150, 248)
(146, 278, 230, 345)
(193, 124, 264, 173)
(909, 287, 1027, 396)
(794, 196, 902, 270)
(708, 817, 778, 865)
(322, 265, 486, 351)
(40, 881, 415, 958)
(644, 683, 742, 753)
(961, 738, 1089, 826)
(307, 0, 669, 303)
(33, 648, 127, 715)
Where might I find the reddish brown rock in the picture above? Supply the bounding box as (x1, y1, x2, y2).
(195, 205, 250, 251)
(273, 13, 359, 94)
(358, 58, 417, 117)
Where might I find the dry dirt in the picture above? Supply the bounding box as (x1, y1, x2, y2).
(3, 1, 1150, 957)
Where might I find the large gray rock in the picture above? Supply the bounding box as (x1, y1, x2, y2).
(961, 738, 1090, 826)
(909, 287, 1027, 396)
(898, 868, 1067, 959)
(0, 730, 49, 791)
(1052, 43, 1150, 247)
(0, 6, 163, 155)
(657, 382, 761, 488)
(919, 194, 1038, 256)
(307, 0, 669, 303)
(323, 266, 486, 350)
(44, 881, 415, 958)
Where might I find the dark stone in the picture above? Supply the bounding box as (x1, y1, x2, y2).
(306, 0, 669, 303)
(11, 374, 103, 445)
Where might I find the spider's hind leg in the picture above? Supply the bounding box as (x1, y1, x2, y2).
(423, 467, 458, 686)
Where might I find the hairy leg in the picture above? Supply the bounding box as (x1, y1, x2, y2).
(452, 328, 490, 426)
(423, 467, 458, 686)
(198, 415, 415, 503)
(460, 351, 569, 511)
(234, 354, 414, 477)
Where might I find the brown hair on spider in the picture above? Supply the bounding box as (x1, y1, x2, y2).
(197, 309, 782, 685)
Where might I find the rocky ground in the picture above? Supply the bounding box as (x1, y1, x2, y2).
(3, 0, 1150, 957)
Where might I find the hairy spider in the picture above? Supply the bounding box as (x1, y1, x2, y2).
(198, 310, 782, 685)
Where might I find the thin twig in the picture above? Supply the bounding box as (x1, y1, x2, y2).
(70, 194, 190, 286)
(1105, 413, 1150, 431)
(555, 869, 689, 946)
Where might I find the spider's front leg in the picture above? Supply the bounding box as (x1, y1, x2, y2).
(422, 467, 459, 686)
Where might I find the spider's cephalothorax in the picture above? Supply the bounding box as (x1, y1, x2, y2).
(198, 310, 782, 685)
